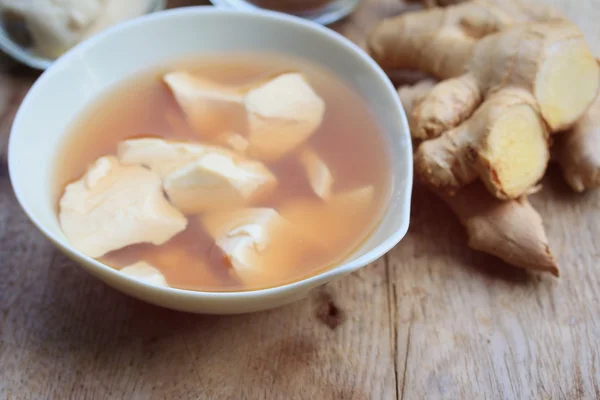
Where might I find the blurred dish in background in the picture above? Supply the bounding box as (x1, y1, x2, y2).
(209, 0, 360, 25)
(0, 0, 165, 70)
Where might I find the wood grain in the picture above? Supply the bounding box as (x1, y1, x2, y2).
(0, 57, 37, 162)
(1, 0, 599, 399)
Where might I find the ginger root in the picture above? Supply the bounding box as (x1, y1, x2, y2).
(411, 21, 598, 137)
(399, 79, 550, 200)
(398, 78, 436, 131)
(400, 80, 558, 275)
(400, 0, 600, 194)
(373, 0, 600, 275)
(368, 0, 561, 79)
(415, 87, 550, 199)
(440, 183, 558, 276)
(370, 1, 600, 200)
(555, 93, 600, 192)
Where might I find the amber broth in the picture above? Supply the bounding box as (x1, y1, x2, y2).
(54, 53, 392, 292)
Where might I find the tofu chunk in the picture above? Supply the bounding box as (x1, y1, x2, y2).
(117, 137, 207, 176)
(164, 151, 277, 214)
(245, 73, 326, 161)
(163, 71, 325, 160)
(59, 156, 187, 258)
(120, 261, 168, 287)
(117, 138, 277, 214)
(201, 208, 291, 284)
(164, 72, 246, 136)
(297, 147, 333, 200)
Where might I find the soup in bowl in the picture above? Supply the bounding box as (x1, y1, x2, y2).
(9, 7, 412, 314)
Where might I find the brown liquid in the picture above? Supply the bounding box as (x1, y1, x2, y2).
(248, 0, 334, 12)
(54, 53, 391, 292)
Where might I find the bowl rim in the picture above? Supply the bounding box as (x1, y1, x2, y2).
(8, 6, 413, 299)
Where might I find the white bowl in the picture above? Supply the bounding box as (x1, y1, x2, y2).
(8, 7, 412, 314)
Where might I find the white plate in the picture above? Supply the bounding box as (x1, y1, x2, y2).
(0, 0, 165, 70)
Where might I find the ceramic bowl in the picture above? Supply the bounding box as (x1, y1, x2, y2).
(0, 0, 166, 70)
(9, 7, 412, 314)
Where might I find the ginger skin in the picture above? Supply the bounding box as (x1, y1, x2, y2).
(440, 183, 558, 276)
(399, 81, 558, 275)
(398, 79, 436, 131)
(415, 87, 550, 199)
(368, 0, 561, 79)
(555, 94, 600, 192)
(402, 0, 600, 193)
(400, 79, 550, 199)
(370, 1, 600, 200)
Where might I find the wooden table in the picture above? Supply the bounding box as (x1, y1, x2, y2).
(1, 1, 599, 398)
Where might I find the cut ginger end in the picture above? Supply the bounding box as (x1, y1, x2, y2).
(536, 39, 600, 131)
(477, 103, 549, 199)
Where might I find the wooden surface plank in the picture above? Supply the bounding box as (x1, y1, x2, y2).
(1, 242, 395, 398)
(390, 179, 600, 399)
(0, 63, 36, 162)
(0, 0, 599, 399)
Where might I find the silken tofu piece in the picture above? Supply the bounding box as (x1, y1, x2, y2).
(279, 185, 375, 249)
(245, 73, 326, 161)
(163, 72, 246, 136)
(117, 137, 207, 176)
(164, 71, 325, 161)
(164, 151, 277, 214)
(59, 156, 187, 258)
(201, 208, 294, 284)
(297, 147, 333, 200)
(117, 138, 277, 214)
(120, 261, 168, 287)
